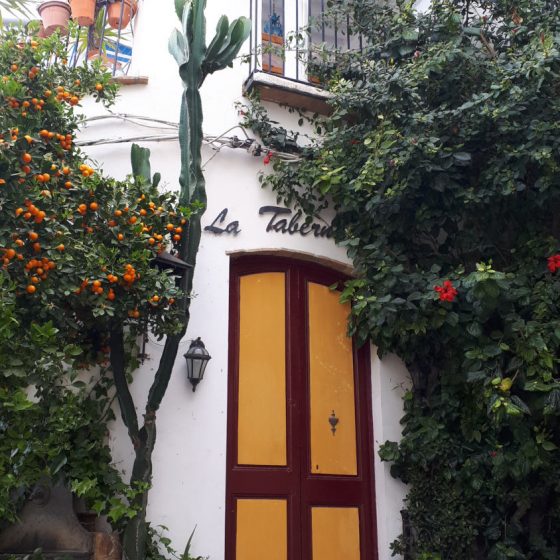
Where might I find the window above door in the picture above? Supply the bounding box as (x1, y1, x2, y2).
(244, 0, 364, 115)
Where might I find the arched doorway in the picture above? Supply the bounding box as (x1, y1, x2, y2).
(225, 256, 377, 560)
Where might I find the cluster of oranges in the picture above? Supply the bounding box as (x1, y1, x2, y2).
(38, 128, 74, 151)
(24, 257, 56, 294)
(5, 89, 46, 118)
(15, 200, 46, 224)
(122, 263, 139, 286)
(2, 247, 22, 266)
(54, 84, 80, 106)
(79, 163, 94, 177)
(77, 201, 98, 216)
(0, 127, 20, 143)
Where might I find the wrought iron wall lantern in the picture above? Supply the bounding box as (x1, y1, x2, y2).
(184, 337, 211, 392)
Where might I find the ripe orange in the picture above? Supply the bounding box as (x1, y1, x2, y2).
(22, 153, 32, 163)
(56, 244, 65, 252)
(95, 83, 104, 91)
(26, 285, 36, 294)
(28, 231, 38, 241)
(89, 202, 98, 211)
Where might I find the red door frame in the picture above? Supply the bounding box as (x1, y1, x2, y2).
(225, 255, 378, 560)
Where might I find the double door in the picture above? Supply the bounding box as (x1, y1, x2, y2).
(226, 257, 377, 560)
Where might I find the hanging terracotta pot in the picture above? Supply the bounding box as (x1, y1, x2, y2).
(107, 0, 134, 30)
(69, 0, 96, 27)
(37, 1, 71, 37)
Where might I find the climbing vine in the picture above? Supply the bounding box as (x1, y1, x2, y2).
(244, 0, 560, 557)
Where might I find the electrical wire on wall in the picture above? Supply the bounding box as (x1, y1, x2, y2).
(77, 112, 303, 164)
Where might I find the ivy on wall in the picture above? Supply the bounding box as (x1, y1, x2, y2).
(242, 0, 560, 557)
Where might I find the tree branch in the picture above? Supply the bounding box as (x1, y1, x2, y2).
(109, 327, 140, 444)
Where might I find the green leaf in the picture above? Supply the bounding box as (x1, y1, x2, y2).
(453, 152, 472, 163)
(463, 26, 482, 36)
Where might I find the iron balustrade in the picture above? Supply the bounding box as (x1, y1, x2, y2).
(248, 0, 362, 84)
(66, 0, 135, 76)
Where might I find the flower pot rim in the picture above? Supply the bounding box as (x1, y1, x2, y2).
(38, 0, 72, 14)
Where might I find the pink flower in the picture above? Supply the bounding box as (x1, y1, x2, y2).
(434, 280, 458, 302)
(263, 152, 272, 165)
(547, 254, 560, 273)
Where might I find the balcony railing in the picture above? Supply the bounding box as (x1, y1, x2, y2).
(247, 0, 363, 85)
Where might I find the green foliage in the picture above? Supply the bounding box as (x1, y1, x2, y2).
(0, 25, 194, 536)
(248, 0, 560, 557)
(145, 525, 208, 560)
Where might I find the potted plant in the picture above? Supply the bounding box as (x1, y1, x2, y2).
(69, 0, 96, 27)
(107, 0, 137, 29)
(37, 0, 71, 36)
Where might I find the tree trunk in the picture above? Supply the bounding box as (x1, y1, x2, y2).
(122, 412, 156, 560)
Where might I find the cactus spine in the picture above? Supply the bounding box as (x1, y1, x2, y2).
(119, 2, 250, 559)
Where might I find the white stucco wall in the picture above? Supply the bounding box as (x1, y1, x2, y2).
(76, 1, 410, 558)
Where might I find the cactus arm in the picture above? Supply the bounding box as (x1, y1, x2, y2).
(130, 144, 152, 183)
(175, 0, 189, 20)
(205, 15, 229, 63)
(202, 17, 252, 79)
(169, 28, 189, 68)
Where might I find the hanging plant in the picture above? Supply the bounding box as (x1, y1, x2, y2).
(107, 0, 136, 30)
(37, 0, 71, 37)
(69, 0, 96, 27)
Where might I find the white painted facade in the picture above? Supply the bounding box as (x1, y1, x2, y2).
(76, 1, 411, 558)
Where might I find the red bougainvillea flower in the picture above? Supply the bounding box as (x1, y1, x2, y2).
(263, 152, 272, 165)
(547, 254, 560, 273)
(434, 280, 458, 302)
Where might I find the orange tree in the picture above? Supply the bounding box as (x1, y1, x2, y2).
(0, 26, 193, 536)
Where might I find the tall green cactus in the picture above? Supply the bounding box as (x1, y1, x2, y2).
(169, 0, 251, 292)
(119, 3, 250, 559)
